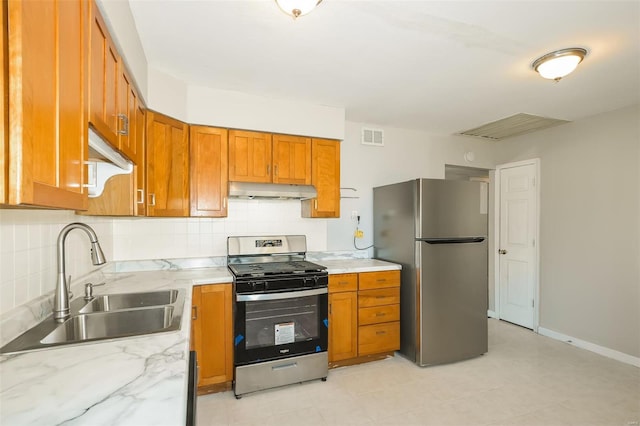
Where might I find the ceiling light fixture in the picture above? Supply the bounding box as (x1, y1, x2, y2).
(532, 48, 587, 82)
(275, 0, 323, 18)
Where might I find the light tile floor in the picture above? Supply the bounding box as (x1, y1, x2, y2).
(196, 319, 639, 425)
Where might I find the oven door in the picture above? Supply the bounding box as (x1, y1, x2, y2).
(234, 287, 328, 366)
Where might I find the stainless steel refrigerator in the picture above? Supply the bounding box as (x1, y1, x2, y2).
(373, 178, 488, 366)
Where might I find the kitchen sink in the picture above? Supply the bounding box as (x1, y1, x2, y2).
(79, 290, 180, 313)
(0, 288, 185, 354)
(41, 306, 176, 345)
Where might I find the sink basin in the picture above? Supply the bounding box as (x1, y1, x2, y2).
(0, 288, 185, 354)
(41, 306, 176, 345)
(79, 290, 180, 313)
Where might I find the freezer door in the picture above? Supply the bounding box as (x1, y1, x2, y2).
(418, 239, 488, 366)
(419, 179, 487, 238)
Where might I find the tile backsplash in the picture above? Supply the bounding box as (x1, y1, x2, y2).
(0, 198, 327, 316)
(0, 210, 113, 315)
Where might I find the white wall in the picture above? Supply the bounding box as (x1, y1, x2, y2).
(492, 104, 640, 358)
(146, 67, 345, 140)
(146, 68, 188, 121)
(187, 85, 345, 140)
(0, 210, 113, 315)
(327, 121, 496, 252)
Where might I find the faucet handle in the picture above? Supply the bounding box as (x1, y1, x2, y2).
(67, 275, 73, 299)
(84, 282, 106, 301)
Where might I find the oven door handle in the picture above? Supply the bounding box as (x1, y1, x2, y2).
(236, 287, 327, 302)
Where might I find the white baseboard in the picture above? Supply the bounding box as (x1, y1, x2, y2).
(537, 327, 640, 368)
(487, 310, 499, 319)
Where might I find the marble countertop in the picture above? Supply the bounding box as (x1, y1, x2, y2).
(0, 258, 400, 426)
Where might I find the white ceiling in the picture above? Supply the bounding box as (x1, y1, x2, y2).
(128, 0, 640, 136)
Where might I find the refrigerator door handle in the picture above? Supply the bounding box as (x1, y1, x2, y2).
(420, 237, 486, 244)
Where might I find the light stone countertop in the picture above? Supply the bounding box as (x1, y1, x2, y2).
(315, 258, 402, 274)
(0, 259, 399, 426)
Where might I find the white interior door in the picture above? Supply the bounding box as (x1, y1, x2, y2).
(498, 161, 539, 329)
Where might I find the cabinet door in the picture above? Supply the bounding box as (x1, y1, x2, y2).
(272, 134, 311, 185)
(146, 111, 189, 217)
(190, 125, 228, 217)
(117, 67, 137, 161)
(134, 106, 146, 216)
(5, 0, 87, 210)
(228, 130, 272, 183)
(302, 138, 340, 218)
(1, 0, 7, 203)
(329, 291, 357, 362)
(191, 284, 233, 388)
(89, 0, 119, 147)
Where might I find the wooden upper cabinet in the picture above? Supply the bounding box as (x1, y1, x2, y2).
(190, 125, 228, 217)
(4, 0, 88, 210)
(302, 138, 340, 218)
(146, 111, 190, 217)
(134, 106, 146, 216)
(89, 0, 119, 148)
(1, 0, 8, 203)
(228, 130, 272, 183)
(272, 134, 312, 185)
(117, 67, 138, 162)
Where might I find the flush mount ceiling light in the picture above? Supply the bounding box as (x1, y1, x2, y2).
(275, 0, 323, 18)
(532, 48, 587, 82)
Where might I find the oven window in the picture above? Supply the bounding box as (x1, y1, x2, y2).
(245, 295, 320, 350)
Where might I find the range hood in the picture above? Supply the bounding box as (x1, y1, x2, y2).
(228, 182, 317, 200)
(86, 128, 133, 198)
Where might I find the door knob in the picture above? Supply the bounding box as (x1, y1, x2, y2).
(498, 249, 507, 255)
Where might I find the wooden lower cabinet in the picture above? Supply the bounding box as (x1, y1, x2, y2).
(328, 270, 401, 367)
(328, 273, 358, 363)
(358, 321, 400, 356)
(190, 283, 233, 393)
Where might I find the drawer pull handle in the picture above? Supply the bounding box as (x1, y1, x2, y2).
(375, 296, 386, 299)
(339, 281, 349, 285)
(192, 306, 197, 320)
(272, 362, 297, 371)
(376, 312, 385, 317)
(377, 279, 386, 282)
(376, 331, 386, 335)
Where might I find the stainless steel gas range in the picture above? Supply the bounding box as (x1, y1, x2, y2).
(227, 235, 329, 399)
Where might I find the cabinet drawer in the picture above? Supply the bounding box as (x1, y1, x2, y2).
(358, 304, 400, 326)
(358, 322, 400, 356)
(358, 270, 400, 290)
(358, 288, 400, 308)
(329, 273, 357, 293)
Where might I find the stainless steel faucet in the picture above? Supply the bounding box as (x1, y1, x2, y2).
(54, 223, 107, 323)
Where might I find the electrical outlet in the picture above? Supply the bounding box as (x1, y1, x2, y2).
(354, 230, 364, 238)
(351, 210, 358, 220)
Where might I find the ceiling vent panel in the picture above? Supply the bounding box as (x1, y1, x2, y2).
(362, 127, 384, 146)
(457, 113, 570, 140)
